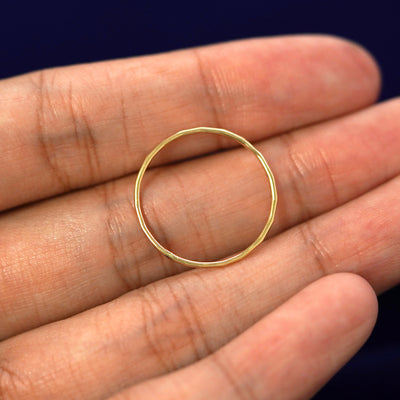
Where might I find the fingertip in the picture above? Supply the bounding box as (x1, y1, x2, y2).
(317, 272, 378, 339)
(329, 35, 382, 103)
(293, 34, 381, 104)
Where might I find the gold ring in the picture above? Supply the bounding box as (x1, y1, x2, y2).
(134, 127, 277, 268)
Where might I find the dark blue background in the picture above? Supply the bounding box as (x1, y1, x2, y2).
(1, 1, 399, 398)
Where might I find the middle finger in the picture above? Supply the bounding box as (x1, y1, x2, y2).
(0, 99, 399, 339)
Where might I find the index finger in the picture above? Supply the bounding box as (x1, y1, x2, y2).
(0, 35, 379, 211)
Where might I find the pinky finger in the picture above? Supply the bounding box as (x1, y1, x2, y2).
(108, 273, 377, 400)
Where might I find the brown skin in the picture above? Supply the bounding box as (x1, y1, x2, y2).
(0, 35, 398, 399)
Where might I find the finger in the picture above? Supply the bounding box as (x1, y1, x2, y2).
(0, 180, 396, 399)
(1, 99, 400, 338)
(0, 35, 379, 210)
(108, 274, 377, 400)
(0, 273, 377, 400)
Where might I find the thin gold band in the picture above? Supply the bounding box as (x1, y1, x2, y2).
(134, 127, 277, 268)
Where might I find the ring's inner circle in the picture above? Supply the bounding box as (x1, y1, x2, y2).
(134, 127, 277, 268)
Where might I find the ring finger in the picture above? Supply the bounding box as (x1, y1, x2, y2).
(0, 99, 399, 339)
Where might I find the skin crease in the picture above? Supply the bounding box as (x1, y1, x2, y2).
(0, 35, 398, 399)
(109, 273, 378, 400)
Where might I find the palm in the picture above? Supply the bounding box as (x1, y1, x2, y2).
(1, 35, 399, 400)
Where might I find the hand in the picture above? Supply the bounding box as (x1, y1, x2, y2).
(0, 35, 399, 400)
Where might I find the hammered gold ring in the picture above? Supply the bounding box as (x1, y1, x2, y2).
(134, 127, 277, 268)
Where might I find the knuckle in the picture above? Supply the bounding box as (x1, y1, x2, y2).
(280, 133, 312, 219)
(142, 184, 177, 263)
(98, 182, 158, 291)
(210, 353, 257, 400)
(139, 278, 212, 372)
(298, 221, 333, 276)
(313, 146, 340, 204)
(32, 68, 101, 191)
(191, 48, 221, 128)
(33, 69, 74, 191)
(281, 131, 340, 218)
